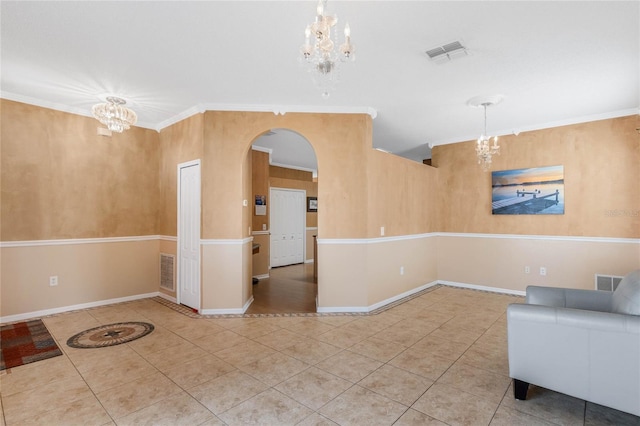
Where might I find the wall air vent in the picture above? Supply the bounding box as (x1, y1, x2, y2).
(595, 274, 623, 292)
(426, 40, 467, 63)
(160, 253, 175, 291)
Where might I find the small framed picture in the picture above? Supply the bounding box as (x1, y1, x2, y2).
(307, 197, 317, 212)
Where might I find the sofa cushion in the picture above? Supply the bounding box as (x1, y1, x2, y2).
(612, 270, 640, 315)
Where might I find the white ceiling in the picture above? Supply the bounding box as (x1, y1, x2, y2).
(2, 1, 638, 169)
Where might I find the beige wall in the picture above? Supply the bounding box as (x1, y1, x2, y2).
(1, 100, 160, 241)
(433, 115, 639, 291)
(2, 97, 637, 318)
(433, 116, 639, 238)
(1, 100, 161, 318)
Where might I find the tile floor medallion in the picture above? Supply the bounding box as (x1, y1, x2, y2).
(66, 322, 155, 349)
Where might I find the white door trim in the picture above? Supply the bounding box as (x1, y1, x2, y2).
(177, 159, 201, 311)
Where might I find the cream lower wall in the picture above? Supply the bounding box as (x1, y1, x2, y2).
(317, 235, 438, 310)
(438, 234, 640, 293)
(201, 241, 253, 312)
(0, 239, 159, 319)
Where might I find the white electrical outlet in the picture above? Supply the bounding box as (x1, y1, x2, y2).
(540, 267, 547, 276)
(49, 276, 58, 286)
(380, 226, 385, 236)
(524, 266, 530, 274)
(400, 266, 404, 275)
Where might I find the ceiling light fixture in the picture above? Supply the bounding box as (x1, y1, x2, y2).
(468, 95, 503, 171)
(92, 96, 137, 133)
(300, 0, 355, 98)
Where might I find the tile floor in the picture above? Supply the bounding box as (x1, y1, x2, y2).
(1, 285, 639, 426)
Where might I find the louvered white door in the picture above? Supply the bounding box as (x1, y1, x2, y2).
(270, 188, 305, 268)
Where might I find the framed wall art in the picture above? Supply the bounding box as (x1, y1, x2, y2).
(492, 165, 564, 215)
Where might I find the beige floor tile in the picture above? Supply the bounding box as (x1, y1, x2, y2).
(349, 336, 406, 363)
(96, 372, 182, 419)
(319, 385, 408, 425)
(316, 350, 383, 383)
(458, 342, 509, 377)
(316, 327, 365, 349)
(196, 418, 227, 426)
(195, 329, 251, 353)
(411, 334, 471, 360)
(189, 370, 268, 414)
(296, 412, 339, 426)
(373, 321, 434, 347)
(2, 375, 93, 424)
(115, 392, 216, 426)
(283, 318, 335, 337)
(500, 383, 586, 425)
(253, 328, 308, 351)
(412, 382, 499, 426)
(428, 324, 483, 345)
(213, 340, 275, 367)
(437, 362, 511, 404)
(282, 339, 342, 365)
(142, 340, 209, 372)
(164, 318, 225, 341)
(359, 364, 434, 406)
(0, 355, 77, 396)
(80, 351, 157, 393)
(239, 352, 309, 386)
(389, 348, 454, 381)
(43, 311, 102, 339)
(9, 395, 112, 426)
(126, 326, 186, 356)
(490, 405, 555, 426)
(64, 344, 137, 373)
(227, 320, 281, 339)
(339, 317, 390, 336)
(163, 354, 235, 388)
(394, 408, 448, 426)
(275, 367, 352, 410)
(218, 388, 314, 425)
(315, 315, 359, 327)
(584, 402, 640, 426)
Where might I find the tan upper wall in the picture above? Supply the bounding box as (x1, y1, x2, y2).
(367, 150, 439, 237)
(158, 113, 204, 236)
(432, 115, 640, 238)
(1, 100, 160, 241)
(200, 111, 371, 239)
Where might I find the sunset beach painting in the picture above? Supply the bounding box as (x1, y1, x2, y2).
(491, 165, 564, 215)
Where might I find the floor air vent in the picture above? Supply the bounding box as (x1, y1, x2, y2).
(595, 274, 623, 292)
(160, 253, 175, 291)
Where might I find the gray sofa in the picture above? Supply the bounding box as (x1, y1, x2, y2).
(507, 269, 640, 417)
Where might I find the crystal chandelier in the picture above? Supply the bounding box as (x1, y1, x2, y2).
(92, 96, 137, 133)
(468, 95, 502, 171)
(300, 0, 355, 98)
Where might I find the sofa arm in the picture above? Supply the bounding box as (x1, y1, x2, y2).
(507, 303, 640, 416)
(526, 286, 613, 312)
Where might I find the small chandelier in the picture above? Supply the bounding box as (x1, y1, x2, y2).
(92, 96, 137, 133)
(468, 95, 502, 171)
(300, 0, 355, 98)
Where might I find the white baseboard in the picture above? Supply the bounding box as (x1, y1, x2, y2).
(439, 280, 526, 297)
(157, 292, 177, 304)
(317, 280, 439, 313)
(304, 259, 315, 264)
(200, 296, 254, 315)
(253, 274, 269, 280)
(0, 292, 160, 324)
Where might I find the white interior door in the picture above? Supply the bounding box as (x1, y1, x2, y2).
(178, 160, 201, 311)
(270, 188, 305, 268)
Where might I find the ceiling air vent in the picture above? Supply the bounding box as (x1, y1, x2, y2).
(426, 40, 467, 63)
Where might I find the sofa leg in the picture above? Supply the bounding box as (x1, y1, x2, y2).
(513, 379, 529, 400)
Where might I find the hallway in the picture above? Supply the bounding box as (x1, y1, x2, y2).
(245, 263, 317, 314)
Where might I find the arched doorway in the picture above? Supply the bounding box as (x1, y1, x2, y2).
(247, 128, 319, 314)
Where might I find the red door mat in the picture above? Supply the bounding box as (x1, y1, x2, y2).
(1, 319, 62, 370)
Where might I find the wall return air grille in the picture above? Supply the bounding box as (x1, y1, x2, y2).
(595, 274, 623, 292)
(160, 253, 175, 291)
